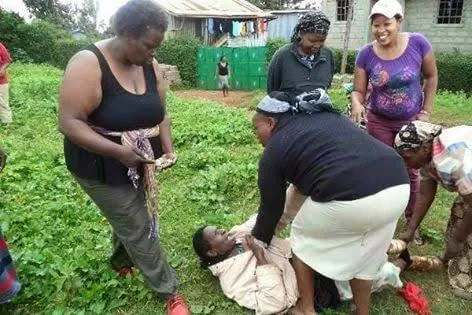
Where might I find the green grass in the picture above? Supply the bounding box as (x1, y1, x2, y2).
(1, 63, 472, 314)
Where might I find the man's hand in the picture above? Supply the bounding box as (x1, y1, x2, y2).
(245, 235, 267, 265)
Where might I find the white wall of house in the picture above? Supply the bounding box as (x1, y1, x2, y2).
(404, 0, 472, 54)
(321, 0, 371, 50)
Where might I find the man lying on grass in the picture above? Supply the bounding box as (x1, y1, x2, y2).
(192, 213, 409, 315)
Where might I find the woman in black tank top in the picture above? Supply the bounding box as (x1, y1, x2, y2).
(57, 1, 189, 314)
(215, 56, 231, 97)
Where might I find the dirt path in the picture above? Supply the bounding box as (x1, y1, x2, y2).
(173, 90, 253, 107)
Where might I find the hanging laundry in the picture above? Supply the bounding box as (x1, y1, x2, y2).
(232, 21, 241, 36)
(262, 19, 268, 32)
(241, 22, 247, 36)
(222, 20, 231, 33)
(248, 21, 255, 34)
(208, 18, 214, 35)
(228, 20, 234, 36)
(258, 19, 264, 35)
(213, 18, 223, 35)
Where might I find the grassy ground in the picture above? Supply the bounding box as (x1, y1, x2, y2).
(1, 64, 472, 314)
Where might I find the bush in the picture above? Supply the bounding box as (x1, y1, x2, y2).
(265, 38, 288, 64)
(156, 35, 202, 87)
(436, 53, 472, 94)
(53, 38, 94, 69)
(14, 20, 70, 65)
(0, 10, 94, 69)
(9, 48, 34, 64)
(0, 10, 24, 45)
(331, 48, 358, 74)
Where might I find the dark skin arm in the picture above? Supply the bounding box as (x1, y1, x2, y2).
(400, 178, 438, 242)
(351, 66, 368, 124)
(58, 51, 154, 167)
(267, 50, 282, 94)
(0, 46, 11, 76)
(152, 59, 174, 156)
(244, 235, 268, 266)
(0, 62, 10, 76)
(417, 50, 438, 121)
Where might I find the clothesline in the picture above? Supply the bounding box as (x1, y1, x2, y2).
(208, 18, 269, 38)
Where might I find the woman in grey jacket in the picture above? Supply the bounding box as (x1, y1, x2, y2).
(267, 11, 335, 96)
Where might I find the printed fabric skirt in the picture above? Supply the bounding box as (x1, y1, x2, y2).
(447, 196, 472, 300)
(0, 228, 21, 303)
(219, 75, 229, 88)
(291, 184, 409, 281)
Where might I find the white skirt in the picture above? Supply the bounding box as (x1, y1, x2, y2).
(291, 184, 409, 281)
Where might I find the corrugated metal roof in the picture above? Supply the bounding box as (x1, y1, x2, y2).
(269, 10, 311, 14)
(156, 0, 274, 19)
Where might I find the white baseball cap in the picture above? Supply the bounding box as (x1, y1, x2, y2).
(369, 0, 403, 19)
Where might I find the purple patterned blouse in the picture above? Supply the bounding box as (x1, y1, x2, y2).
(356, 33, 432, 120)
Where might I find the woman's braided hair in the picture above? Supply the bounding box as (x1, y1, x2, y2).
(291, 11, 331, 42)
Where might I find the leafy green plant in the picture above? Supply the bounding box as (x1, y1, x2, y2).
(53, 38, 94, 69)
(331, 48, 357, 74)
(265, 38, 288, 65)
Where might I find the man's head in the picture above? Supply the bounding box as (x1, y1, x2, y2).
(193, 226, 236, 267)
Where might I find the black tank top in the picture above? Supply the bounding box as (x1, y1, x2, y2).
(64, 44, 165, 185)
(218, 62, 229, 75)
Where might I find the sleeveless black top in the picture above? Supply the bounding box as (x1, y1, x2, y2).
(218, 62, 229, 76)
(64, 44, 165, 185)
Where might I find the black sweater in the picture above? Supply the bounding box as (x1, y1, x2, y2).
(267, 43, 335, 95)
(252, 113, 409, 244)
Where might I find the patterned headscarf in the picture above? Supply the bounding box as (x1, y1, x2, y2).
(394, 121, 442, 151)
(256, 92, 296, 115)
(291, 11, 331, 42)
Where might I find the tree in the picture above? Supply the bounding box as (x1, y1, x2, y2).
(246, 0, 316, 10)
(246, 0, 287, 10)
(340, 0, 354, 74)
(23, 0, 73, 29)
(0, 9, 25, 45)
(71, 0, 98, 35)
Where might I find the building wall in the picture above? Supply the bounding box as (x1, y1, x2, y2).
(321, 0, 371, 50)
(405, 0, 472, 53)
(167, 16, 198, 38)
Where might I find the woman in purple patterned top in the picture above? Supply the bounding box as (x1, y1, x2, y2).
(351, 0, 438, 242)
